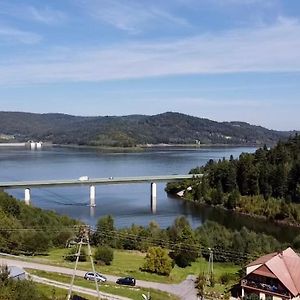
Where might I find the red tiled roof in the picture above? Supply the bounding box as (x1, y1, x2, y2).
(247, 247, 300, 297)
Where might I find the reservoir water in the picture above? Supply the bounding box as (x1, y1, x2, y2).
(1, 146, 299, 242)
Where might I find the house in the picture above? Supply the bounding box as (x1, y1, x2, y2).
(241, 247, 300, 300)
(8, 266, 26, 280)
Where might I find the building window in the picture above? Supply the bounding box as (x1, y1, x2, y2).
(265, 295, 273, 300)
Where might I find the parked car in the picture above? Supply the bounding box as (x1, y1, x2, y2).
(84, 272, 107, 282)
(116, 276, 136, 286)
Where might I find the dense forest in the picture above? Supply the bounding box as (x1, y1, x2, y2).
(0, 111, 293, 146)
(0, 192, 77, 255)
(166, 135, 300, 224)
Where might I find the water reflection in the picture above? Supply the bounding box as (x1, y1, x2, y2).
(89, 206, 95, 218)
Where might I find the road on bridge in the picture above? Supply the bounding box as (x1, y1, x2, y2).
(0, 174, 202, 189)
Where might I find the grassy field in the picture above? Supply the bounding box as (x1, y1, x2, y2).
(30, 248, 241, 284)
(29, 269, 179, 300)
(35, 283, 98, 299)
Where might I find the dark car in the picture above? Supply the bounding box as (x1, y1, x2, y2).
(116, 276, 136, 286)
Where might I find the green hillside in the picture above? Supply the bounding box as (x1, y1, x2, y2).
(0, 192, 77, 255)
(0, 111, 293, 146)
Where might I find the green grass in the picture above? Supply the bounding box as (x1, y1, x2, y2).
(31, 248, 173, 283)
(28, 269, 179, 300)
(35, 283, 98, 299)
(171, 258, 240, 282)
(30, 248, 240, 284)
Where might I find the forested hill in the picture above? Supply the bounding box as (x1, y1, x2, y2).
(0, 192, 77, 255)
(166, 134, 300, 224)
(0, 111, 293, 146)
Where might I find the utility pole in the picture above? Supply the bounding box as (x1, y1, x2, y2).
(67, 226, 101, 300)
(206, 248, 214, 285)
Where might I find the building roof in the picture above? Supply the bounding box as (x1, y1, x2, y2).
(246, 247, 300, 297)
(247, 252, 277, 267)
(8, 266, 25, 278)
(252, 264, 277, 278)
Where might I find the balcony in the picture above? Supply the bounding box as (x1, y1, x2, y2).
(241, 279, 290, 298)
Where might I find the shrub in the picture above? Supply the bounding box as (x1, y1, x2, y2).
(142, 246, 173, 276)
(65, 247, 87, 262)
(219, 272, 237, 285)
(94, 246, 114, 265)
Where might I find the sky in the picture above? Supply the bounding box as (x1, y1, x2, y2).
(0, 0, 300, 130)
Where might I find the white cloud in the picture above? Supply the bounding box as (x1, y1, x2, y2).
(27, 6, 67, 25)
(0, 17, 300, 84)
(0, 26, 42, 44)
(0, 2, 67, 25)
(80, 0, 189, 33)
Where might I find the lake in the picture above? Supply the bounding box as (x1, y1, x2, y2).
(1, 146, 299, 242)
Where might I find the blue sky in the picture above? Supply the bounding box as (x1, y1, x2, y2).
(0, 0, 300, 130)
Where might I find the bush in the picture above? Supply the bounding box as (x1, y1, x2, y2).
(21, 231, 50, 254)
(293, 234, 300, 249)
(142, 246, 173, 276)
(219, 272, 237, 285)
(65, 247, 87, 262)
(94, 246, 114, 265)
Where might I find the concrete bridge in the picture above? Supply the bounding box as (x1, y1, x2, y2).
(0, 174, 202, 213)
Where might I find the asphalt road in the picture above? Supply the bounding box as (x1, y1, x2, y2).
(0, 256, 199, 300)
(31, 274, 131, 300)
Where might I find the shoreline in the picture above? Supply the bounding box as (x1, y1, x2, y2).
(52, 143, 258, 151)
(0, 142, 260, 150)
(172, 193, 300, 229)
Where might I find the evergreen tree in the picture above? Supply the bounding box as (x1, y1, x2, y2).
(93, 215, 116, 247)
(168, 217, 198, 267)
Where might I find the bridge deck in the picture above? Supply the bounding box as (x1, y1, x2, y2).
(0, 174, 202, 189)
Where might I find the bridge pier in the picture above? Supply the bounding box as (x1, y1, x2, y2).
(90, 185, 96, 207)
(24, 188, 31, 205)
(150, 182, 157, 213)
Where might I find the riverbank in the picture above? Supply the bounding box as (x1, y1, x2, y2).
(52, 143, 144, 152)
(55, 142, 259, 148)
(172, 192, 300, 231)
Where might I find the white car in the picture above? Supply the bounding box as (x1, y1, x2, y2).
(84, 272, 107, 282)
(78, 176, 89, 181)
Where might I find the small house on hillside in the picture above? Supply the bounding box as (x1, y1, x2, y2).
(241, 247, 300, 300)
(8, 266, 26, 280)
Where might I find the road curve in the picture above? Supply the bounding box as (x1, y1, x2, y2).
(0, 256, 198, 300)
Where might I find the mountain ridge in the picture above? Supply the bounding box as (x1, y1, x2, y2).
(0, 111, 294, 147)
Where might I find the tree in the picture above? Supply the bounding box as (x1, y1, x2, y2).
(0, 265, 49, 300)
(168, 217, 198, 267)
(93, 215, 116, 247)
(225, 189, 240, 209)
(142, 246, 173, 276)
(21, 231, 50, 254)
(94, 246, 114, 265)
(0, 266, 9, 285)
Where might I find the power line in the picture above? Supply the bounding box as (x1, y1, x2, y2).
(0, 225, 286, 262)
